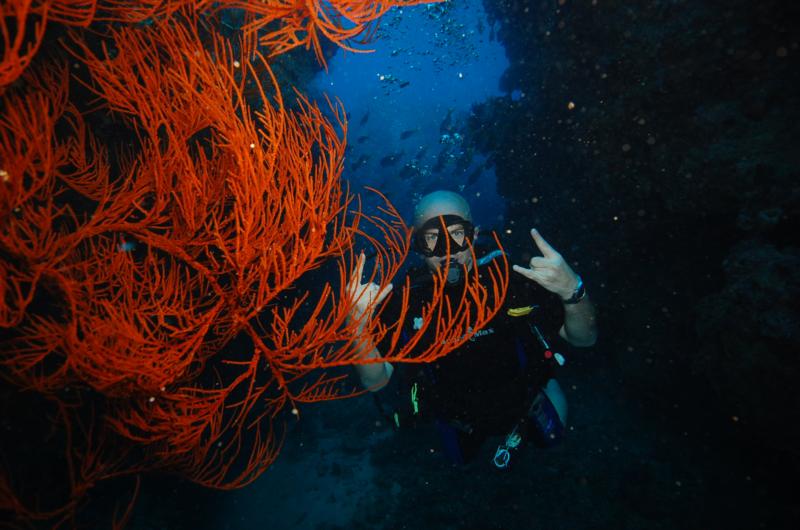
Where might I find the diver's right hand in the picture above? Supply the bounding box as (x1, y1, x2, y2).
(345, 253, 393, 328)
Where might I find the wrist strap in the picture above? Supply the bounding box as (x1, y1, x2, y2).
(563, 276, 586, 305)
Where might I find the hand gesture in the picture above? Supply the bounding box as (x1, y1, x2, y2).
(346, 253, 393, 327)
(512, 229, 579, 300)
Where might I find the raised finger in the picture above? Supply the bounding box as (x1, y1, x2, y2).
(530, 228, 558, 258)
(352, 252, 365, 285)
(347, 254, 364, 297)
(513, 264, 547, 285)
(512, 264, 535, 281)
(376, 282, 393, 305)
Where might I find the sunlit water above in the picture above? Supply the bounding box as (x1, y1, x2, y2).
(311, 0, 511, 228)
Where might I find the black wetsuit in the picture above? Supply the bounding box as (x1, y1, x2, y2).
(378, 258, 564, 460)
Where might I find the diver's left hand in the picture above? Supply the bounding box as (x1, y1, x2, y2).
(513, 228, 580, 301)
(346, 252, 393, 327)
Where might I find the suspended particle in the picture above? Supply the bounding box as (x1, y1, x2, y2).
(233, 60, 241, 68)
(567, 101, 575, 110)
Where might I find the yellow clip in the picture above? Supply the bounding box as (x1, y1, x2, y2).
(507, 306, 534, 317)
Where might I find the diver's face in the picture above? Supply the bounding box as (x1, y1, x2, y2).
(421, 223, 475, 273)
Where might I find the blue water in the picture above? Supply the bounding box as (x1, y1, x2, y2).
(6, 1, 798, 529)
(310, 0, 510, 230)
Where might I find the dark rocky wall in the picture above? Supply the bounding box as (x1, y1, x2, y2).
(469, 0, 799, 470)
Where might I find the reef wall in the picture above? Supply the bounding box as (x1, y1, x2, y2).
(469, 0, 799, 468)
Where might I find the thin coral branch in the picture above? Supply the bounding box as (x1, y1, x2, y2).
(0, 2, 502, 527)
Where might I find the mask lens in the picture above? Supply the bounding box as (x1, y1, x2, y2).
(414, 215, 474, 257)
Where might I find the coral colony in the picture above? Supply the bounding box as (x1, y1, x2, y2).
(0, 1, 508, 527)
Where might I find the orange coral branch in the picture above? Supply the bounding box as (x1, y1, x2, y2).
(0, 1, 96, 89)
(0, 0, 47, 89)
(96, 0, 439, 66)
(0, 1, 505, 526)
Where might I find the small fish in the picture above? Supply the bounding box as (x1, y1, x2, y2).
(357, 135, 369, 144)
(399, 129, 418, 140)
(359, 111, 370, 125)
(399, 80, 410, 88)
(398, 164, 420, 180)
(379, 152, 403, 167)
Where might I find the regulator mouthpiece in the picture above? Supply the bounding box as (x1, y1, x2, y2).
(446, 259, 462, 284)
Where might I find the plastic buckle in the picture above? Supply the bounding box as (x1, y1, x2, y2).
(493, 446, 511, 469)
(492, 428, 521, 469)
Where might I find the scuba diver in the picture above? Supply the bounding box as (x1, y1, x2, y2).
(348, 190, 597, 468)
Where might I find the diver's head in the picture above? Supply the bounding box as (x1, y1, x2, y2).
(412, 191, 478, 280)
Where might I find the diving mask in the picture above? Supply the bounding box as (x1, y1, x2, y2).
(413, 215, 475, 258)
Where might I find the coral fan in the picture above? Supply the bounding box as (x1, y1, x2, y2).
(0, 1, 505, 526)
